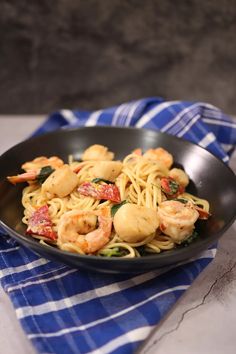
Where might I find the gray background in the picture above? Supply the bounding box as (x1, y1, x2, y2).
(1, 0, 236, 114)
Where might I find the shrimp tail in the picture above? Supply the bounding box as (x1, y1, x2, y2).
(132, 148, 142, 156)
(95, 207, 111, 218)
(7, 170, 37, 184)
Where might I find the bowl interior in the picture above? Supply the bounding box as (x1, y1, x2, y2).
(0, 127, 235, 273)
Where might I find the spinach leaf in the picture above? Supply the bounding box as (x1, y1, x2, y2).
(111, 200, 127, 217)
(161, 178, 179, 195)
(91, 178, 114, 184)
(37, 166, 55, 184)
(168, 179, 179, 195)
(99, 247, 128, 257)
(179, 230, 199, 247)
(136, 246, 149, 256)
(173, 198, 188, 204)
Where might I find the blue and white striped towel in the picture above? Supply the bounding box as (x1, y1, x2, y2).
(0, 98, 235, 354)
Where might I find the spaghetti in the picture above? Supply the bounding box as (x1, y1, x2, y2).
(7, 144, 210, 258)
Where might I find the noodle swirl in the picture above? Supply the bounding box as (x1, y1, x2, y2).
(7, 144, 210, 258)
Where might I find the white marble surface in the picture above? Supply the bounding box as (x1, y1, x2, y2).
(0, 116, 236, 354)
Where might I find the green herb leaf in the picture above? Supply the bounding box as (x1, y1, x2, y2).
(168, 180, 179, 195)
(173, 198, 188, 204)
(111, 200, 127, 217)
(180, 230, 199, 247)
(161, 177, 179, 195)
(136, 246, 149, 256)
(37, 166, 55, 184)
(91, 178, 114, 184)
(99, 247, 128, 257)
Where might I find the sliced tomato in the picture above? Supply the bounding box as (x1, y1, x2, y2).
(26, 205, 57, 240)
(78, 182, 121, 203)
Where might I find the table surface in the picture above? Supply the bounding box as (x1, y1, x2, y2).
(0, 116, 236, 354)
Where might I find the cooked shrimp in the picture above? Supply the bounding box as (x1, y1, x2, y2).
(86, 209, 112, 253)
(22, 156, 64, 172)
(7, 170, 38, 185)
(82, 144, 114, 161)
(7, 156, 64, 184)
(169, 168, 189, 187)
(57, 208, 112, 254)
(113, 203, 159, 243)
(143, 148, 173, 169)
(157, 200, 199, 243)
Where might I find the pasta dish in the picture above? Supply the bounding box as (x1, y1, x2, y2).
(7, 144, 210, 258)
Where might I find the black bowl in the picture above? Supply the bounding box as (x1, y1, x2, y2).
(0, 126, 235, 273)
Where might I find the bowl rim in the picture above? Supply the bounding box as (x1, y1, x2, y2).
(1, 125, 235, 176)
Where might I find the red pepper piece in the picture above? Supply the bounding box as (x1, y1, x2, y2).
(78, 182, 121, 203)
(195, 206, 211, 220)
(160, 177, 185, 198)
(26, 205, 57, 240)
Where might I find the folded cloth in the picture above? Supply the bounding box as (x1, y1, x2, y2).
(0, 98, 235, 354)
